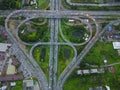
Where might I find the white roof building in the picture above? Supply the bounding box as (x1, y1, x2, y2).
(69, 19, 74, 22)
(0, 43, 11, 52)
(0, 86, 7, 90)
(90, 69, 98, 73)
(77, 70, 82, 75)
(113, 42, 120, 49)
(23, 80, 34, 87)
(83, 70, 89, 74)
(106, 85, 110, 90)
(10, 82, 16, 86)
(77, 68, 104, 75)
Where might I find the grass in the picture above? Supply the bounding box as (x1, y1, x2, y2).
(25, 45, 32, 52)
(0, 17, 6, 26)
(61, 19, 87, 43)
(18, 20, 50, 43)
(12, 80, 23, 90)
(83, 42, 120, 65)
(0, 36, 6, 42)
(37, 0, 49, 10)
(33, 45, 50, 80)
(37, 0, 46, 5)
(63, 41, 120, 90)
(58, 45, 74, 77)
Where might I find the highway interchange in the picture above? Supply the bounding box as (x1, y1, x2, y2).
(1, 0, 120, 90)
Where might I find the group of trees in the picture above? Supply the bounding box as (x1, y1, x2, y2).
(62, 23, 86, 43)
(0, 0, 21, 10)
(18, 23, 49, 43)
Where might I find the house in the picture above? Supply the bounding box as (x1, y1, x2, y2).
(23, 80, 40, 90)
(77, 70, 82, 75)
(0, 74, 23, 82)
(77, 68, 104, 75)
(105, 85, 110, 90)
(90, 69, 98, 73)
(69, 19, 74, 22)
(0, 43, 11, 53)
(107, 25, 112, 32)
(10, 82, 16, 86)
(26, 0, 30, 4)
(82, 70, 90, 74)
(77, 69, 89, 75)
(112, 42, 120, 55)
(0, 86, 7, 90)
(113, 42, 120, 49)
(30, 0, 37, 5)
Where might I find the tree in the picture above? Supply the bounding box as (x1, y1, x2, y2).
(0, 0, 21, 10)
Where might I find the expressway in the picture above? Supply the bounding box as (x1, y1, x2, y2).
(57, 16, 99, 89)
(4, 0, 120, 90)
(49, 0, 55, 89)
(66, 0, 120, 6)
(5, 9, 120, 90)
(59, 17, 93, 46)
(5, 12, 49, 90)
(49, 0, 60, 89)
(1, 10, 120, 18)
(56, 20, 120, 90)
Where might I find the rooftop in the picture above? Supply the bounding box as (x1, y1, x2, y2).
(113, 42, 120, 49)
(0, 43, 11, 52)
(0, 74, 23, 82)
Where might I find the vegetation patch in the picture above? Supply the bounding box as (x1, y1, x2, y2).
(13, 80, 23, 90)
(18, 20, 49, 43)
(63, 41, 120, 90)
(61, 19, 88, 43)
(0, 0, 21, 10)
(58, 45, 74, 77)
(33, 45, 50, 80)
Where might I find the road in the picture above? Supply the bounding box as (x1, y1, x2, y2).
(66, 0, 120, 6)
(49, 0, 60, 89)
(49, 0, 55, 89)
(1, 10, 120, 18)
(57, 17, 99, 89)
(5, 13, 48, 90)
(59, 17, 93, 46)
(4, 0, 120, 90)
(56, 20, 120, 90)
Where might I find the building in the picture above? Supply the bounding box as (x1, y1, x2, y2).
(26, 0, 30, 4)
(82, 70, 90, 74)
(112, 42, 120, 55)
(77, 68, 104, 75)
(90, 69, 98, 73)
(30, 0, 37, 5)
(0, 86, 7, 90)
(23, 80, 40, 90)
(107, 25, 112, 32)
(0, 74, 23, 82)
(69, 19, 74, 22)
(113, 42, 120, 49)
(10, 82, 16, 86)
(105, 85, 110, 90)
(0, 43, 11, 52)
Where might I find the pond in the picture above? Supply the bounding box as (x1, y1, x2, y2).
(72, 31, 84, 37)
(64, 49, 71, 59)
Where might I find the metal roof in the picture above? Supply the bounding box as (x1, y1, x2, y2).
(113, 42, 120, 49)
(0, 43, 11, 52)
